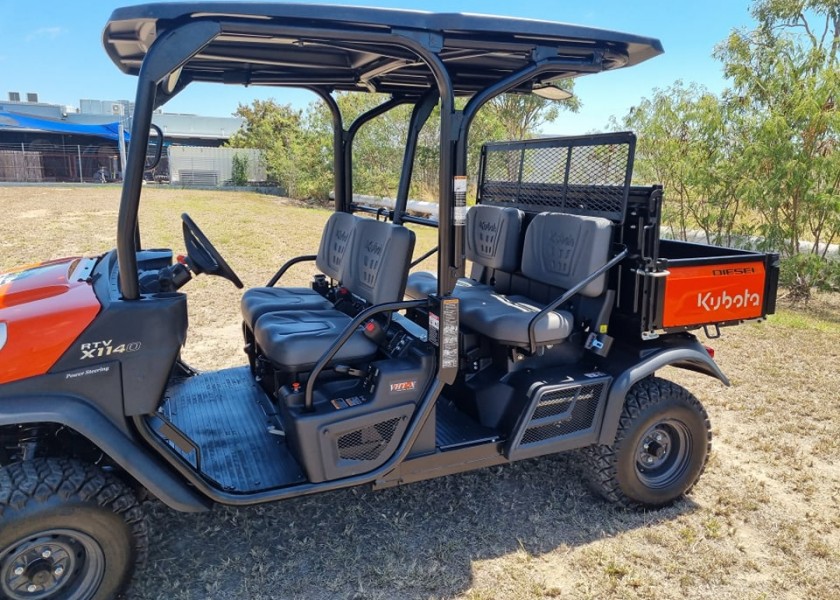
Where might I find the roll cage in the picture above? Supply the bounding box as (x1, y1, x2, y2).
(105, 3, 663, 300)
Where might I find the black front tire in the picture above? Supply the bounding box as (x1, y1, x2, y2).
(580, 377, 711, 509)
(0, 458, 148, 600)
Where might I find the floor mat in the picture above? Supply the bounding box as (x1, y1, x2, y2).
(436, 398, 500, 450)
(151, 367, 306, 492)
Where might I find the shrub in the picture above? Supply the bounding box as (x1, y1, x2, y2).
(231, 153, 249, 186)
(779, 254, 840, 303)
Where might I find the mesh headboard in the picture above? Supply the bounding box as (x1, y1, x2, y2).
(477, 132, 636, 224)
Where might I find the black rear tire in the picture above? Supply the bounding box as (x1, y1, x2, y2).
(580, 377, 711, 509)
(0, 458, 148, 600)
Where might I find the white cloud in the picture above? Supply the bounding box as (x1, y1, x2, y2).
(25, 27, 66, 42)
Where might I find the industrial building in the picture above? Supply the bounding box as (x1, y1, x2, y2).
(0, 92, 247, 183)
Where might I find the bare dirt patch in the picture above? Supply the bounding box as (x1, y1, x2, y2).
(1, 186, 838, 599)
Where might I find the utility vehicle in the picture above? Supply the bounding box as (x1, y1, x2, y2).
(0, 3, 779, 598)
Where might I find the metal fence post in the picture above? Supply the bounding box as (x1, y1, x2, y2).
(77, 145, 83, 183)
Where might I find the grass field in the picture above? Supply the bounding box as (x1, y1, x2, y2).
(1, 185, 839, 600)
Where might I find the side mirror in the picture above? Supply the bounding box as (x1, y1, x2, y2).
(145, 124, 164, 170)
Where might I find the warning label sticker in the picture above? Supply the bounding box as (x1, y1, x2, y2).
(428, 312, 440, 346)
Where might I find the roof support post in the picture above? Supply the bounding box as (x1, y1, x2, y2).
(342, 96, 411, 215)
(116, 21, 220, 300)
(305, 88, 346, 212)
(393, 91, 438, 225)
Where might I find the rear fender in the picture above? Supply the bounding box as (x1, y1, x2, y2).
(597, 340, 729, 445)
(0, 395, 210, 512)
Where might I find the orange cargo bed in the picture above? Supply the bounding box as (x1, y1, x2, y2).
(651, 240, 779, 333)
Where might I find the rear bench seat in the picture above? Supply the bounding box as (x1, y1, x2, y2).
(405, 204, 523, 299)
(458, 211, 613, 347)
(253, 218, 415, 372)
(241, 211, 358, 327)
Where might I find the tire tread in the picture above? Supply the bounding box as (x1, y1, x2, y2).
(0, 457, 148, 573)
(579, 377, 711, 510)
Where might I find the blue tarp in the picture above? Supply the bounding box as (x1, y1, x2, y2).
(0, 110, 130, 141)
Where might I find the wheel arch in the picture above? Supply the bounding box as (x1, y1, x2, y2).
(0, 395, 210, 513)
(597, 341, 728, 445)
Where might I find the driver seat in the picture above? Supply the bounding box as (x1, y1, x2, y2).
(253, 218, 415, 372)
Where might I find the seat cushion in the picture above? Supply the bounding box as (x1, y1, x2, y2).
(404, 272, 492, 300)
(459, 292, 574, 346)
(254, 309, 377, 371)
(242, 287, 333, 325)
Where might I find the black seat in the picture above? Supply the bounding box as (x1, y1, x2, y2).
(405, 204, 523, 299)
(241, 211, 358, 326)
(459, 212, 613, 346)
(254, 218, 416, 371)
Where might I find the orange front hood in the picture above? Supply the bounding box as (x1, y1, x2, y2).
(0, 257, 101, 384)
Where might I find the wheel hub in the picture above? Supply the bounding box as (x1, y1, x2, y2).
(639, 428, 672, 468)
(634, 419, 693, 489)
(1, 530, 104, 600)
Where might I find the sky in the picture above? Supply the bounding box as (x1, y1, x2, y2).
(0, 0, 756, 134)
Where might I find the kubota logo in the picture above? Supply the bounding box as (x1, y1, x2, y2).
(697, 289, 760, 312)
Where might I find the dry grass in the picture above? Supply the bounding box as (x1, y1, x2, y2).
(1, 185, 838, 600)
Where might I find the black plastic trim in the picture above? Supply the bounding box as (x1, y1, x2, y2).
(0, 396, 210, 512)
(597, 339, 729, 445)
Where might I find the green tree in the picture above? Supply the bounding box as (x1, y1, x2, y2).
(483, 80, 580, 141)
(716, 0, 840, 257)
(227, 100, 313, 197)
(623, 83, 751, 245)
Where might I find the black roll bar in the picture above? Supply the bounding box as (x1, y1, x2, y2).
(410, 246, 439, 269)
(527, 249, 629, 354)
(344, 96, 411, 209)
(304, 298, 428, 410)
(118, 20, 457, 300)
(303, 87, 345, 212)
(393, 90, 438, 225)
(117, 21, 221, 300)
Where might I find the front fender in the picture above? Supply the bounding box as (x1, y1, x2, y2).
(597, 338, 729, 445)
(0, 395, 210, 512)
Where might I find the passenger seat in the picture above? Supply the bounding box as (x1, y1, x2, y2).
(458, 212, 613, 347)
(405, 204, 523, 299)
(240, 212, 358, 327)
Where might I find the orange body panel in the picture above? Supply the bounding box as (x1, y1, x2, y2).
(0, 258, 101, 385)
(661, 260, 767, 328)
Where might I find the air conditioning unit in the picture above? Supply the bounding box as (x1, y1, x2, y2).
(112, 103, 123, 115)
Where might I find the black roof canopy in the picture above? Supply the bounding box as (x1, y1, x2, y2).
(103, 2, 664, 97)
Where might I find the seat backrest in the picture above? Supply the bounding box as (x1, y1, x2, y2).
(343, 218, 416, 305)
(315, 212, 358, 280)
(466, 205, 524, 272)
(521, 212, 613, 297)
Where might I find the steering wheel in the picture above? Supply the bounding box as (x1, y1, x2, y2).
(181, 213, 243, 289)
